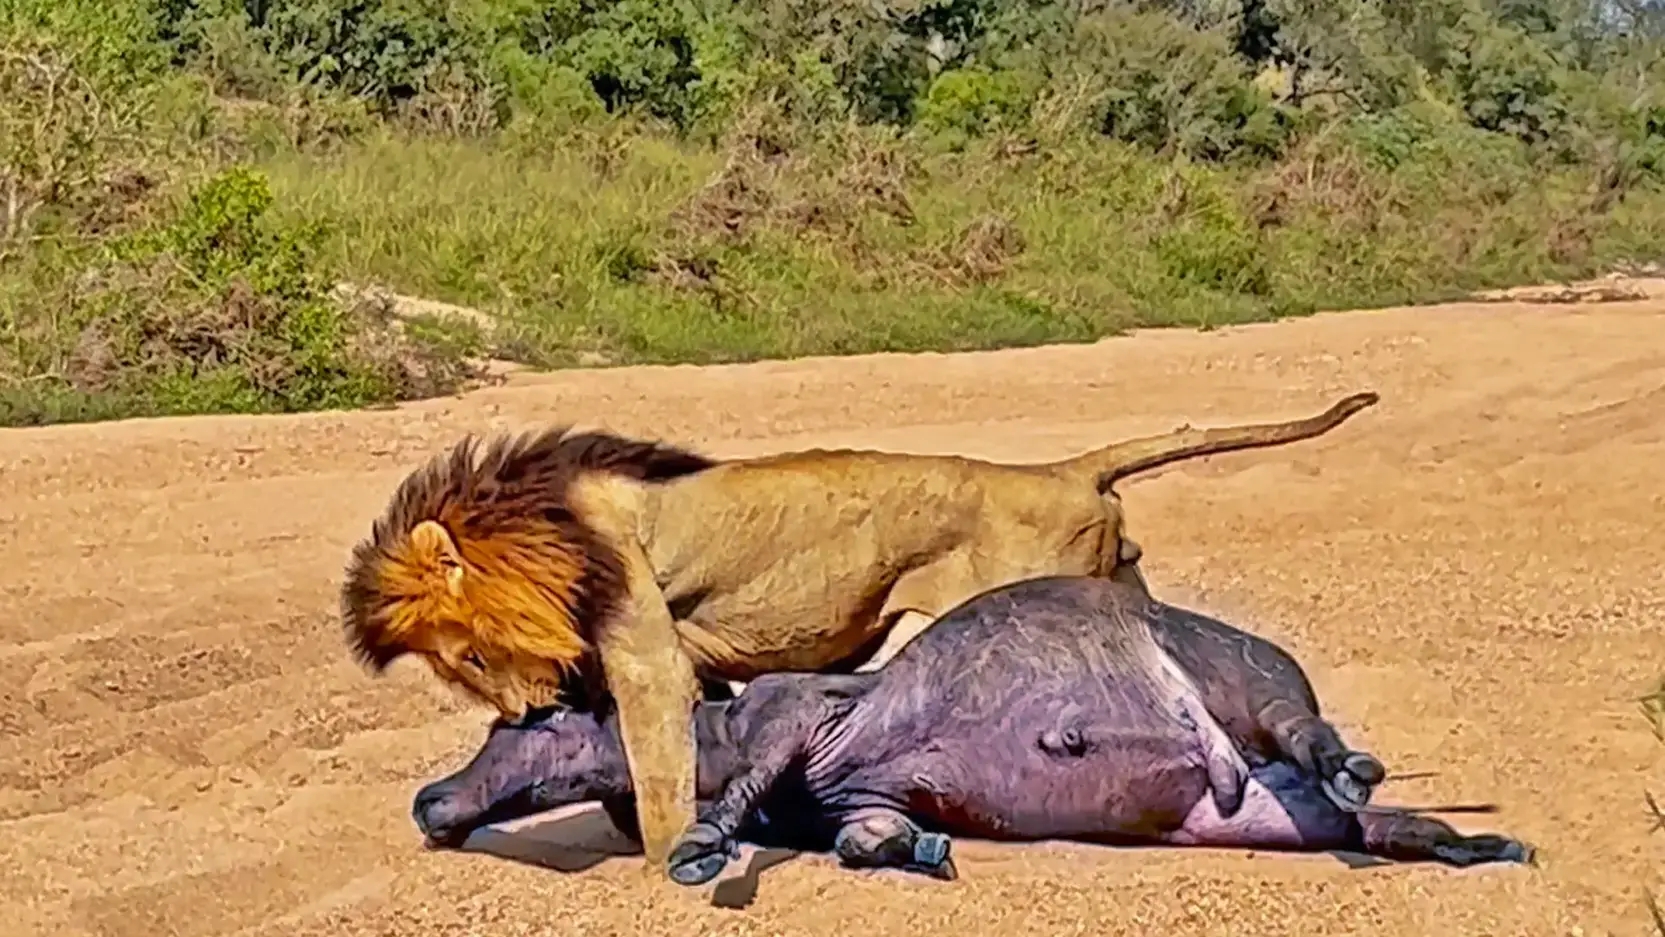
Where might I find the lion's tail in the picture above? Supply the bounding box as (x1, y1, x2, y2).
(1048, 391, 1380, 494)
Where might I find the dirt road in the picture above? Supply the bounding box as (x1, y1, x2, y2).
(4, 287, 1664, 937)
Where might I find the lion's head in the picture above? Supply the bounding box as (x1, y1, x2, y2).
(339, 426, 717, 722)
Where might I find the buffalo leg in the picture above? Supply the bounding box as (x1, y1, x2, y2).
(1152, 607, 1386, 809)
(1358, 811, 1535, 867)
(666, 757, 794, 886)
(1176, 760, 1534, 868)
(665, 680, 830, 887)
(1258, 698, 1385, 809)
(832, 808, 957, 881)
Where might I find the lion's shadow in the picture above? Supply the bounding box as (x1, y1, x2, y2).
(453, 802, 802, 909)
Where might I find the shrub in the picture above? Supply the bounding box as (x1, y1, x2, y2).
(0, 167, 480, 425)
(5, 0, 1665, 427)
(1049, 8, 1294, 161)
(917, 66, 1039, 142)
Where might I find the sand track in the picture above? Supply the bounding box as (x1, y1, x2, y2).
(4, 290, 1664, 937)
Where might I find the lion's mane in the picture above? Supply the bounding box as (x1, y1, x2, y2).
(340, 426, 717, 674)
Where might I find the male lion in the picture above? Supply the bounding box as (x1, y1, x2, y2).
(339, 391, 1377, 874)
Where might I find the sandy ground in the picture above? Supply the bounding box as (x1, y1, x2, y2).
(4, 287, 1665, 937)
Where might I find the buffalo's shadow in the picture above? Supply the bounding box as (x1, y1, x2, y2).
(454, 802, 637, 873)
(447, 804, 1402, 898)
(451, 801, 803, 906)
(1327, 850, 1393, 870)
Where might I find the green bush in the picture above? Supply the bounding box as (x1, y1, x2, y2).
(1052, 9, 1294, 160)
(4, 0, 1665, 427)
(0, 166, 481, 425)
(1151, 165, 1272, 296)
(150, 0, 757, 131)
(1445, 14, 1572, 145)
(917, 66, 1038, 142)
(493, 49, 606, 129)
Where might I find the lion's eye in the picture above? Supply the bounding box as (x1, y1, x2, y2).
(461, 651, 485, 670)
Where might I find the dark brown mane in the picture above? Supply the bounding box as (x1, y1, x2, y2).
(340, 426, 720, 671)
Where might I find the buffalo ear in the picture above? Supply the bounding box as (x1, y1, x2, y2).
(410, 520, 468, 597)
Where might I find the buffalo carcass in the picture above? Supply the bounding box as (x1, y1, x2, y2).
(411, 576, 1534, 884)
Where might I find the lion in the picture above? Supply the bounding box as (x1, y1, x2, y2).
(339, 391, 1378, 874)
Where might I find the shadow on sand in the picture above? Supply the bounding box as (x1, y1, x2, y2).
(451, 802, 804, 909)
(444, 801, 1487, 899)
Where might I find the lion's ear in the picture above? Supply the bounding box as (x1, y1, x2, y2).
(410, 520, 468, 597)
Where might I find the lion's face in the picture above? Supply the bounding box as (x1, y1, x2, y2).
(415, 630, 567, 724)
(344, 519, 594, 723)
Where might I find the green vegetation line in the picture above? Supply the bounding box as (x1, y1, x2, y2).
(2, 0, 1663, 425)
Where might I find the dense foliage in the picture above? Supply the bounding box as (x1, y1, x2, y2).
(3, 0, 1663, 423)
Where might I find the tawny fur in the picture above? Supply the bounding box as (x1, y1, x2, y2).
(340, 431, 714, 710)
(339, 391, 1379, 870)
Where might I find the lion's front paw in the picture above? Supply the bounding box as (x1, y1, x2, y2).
(665, 821, 738, 886)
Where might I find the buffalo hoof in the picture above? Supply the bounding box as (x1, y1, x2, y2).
(1344, 752, 1387, 786)
(1323, 752, 1387, 813)
(666, 822, 739, 887)
(907, 832, 957, 882)
(1435, 834, 1537, 868)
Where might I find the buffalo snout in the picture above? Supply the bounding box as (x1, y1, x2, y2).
(412, 777, 479, 848)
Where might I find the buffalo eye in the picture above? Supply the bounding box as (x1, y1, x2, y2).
(1061, 729, 1086, 755)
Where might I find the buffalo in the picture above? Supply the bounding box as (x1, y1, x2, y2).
(411, 576, 1534, 884)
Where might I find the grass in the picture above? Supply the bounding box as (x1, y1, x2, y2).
(5, 0, 1665, 424)
(1642, 678, 1665, 936)
(8, 111, 1665, 426)
(241, 118, 1665, 376)
(5, 46, 1665, 426)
